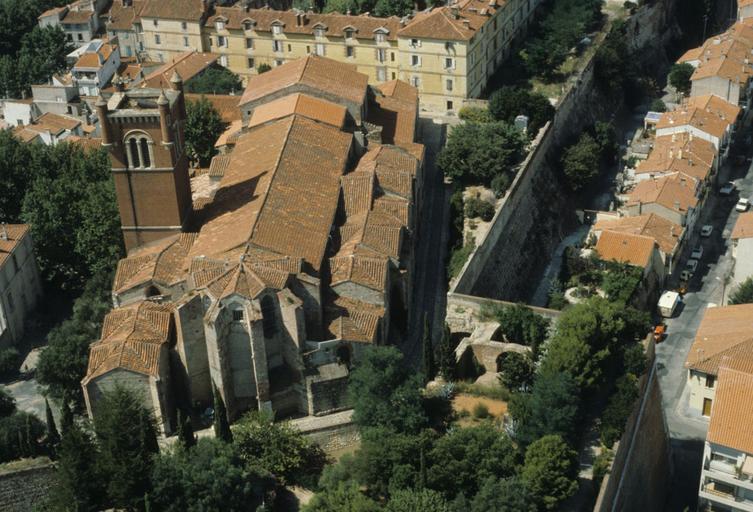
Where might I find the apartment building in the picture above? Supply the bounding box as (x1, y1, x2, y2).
(740, 0, 753, 23)
(0, 225, 43, 349)
(731, 212, 753, 297)
(38, 0, 111, 47)
(698, 367, 753, 512)
(71, 40, 121, 96)
(139, 0, 209, 63)
(106, 0, 146, 58)
(107, 0, 542, 112)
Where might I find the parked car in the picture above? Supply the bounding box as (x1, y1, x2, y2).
(701, 225, 714, 237)
(691, 245, 704, 260)
(654, 323, 667, 342)
(686, 259, 699, 272)
(736, 198, 751, 212)
(720, 182, 736, 195)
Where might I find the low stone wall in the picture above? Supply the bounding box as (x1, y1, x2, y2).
(0, 458, 55, 512)
(446, 292, 562, 334)
(292, 409, 360, 454)
(593, 339, 671, 512)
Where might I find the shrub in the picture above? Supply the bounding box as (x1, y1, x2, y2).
(472, 403, 490, 419)
(256, 63, 272, 74)
(0, 348, 19, 379)
(730, 276, 753, 305)
(592, 449, 613, 489)
(464, 197, 495, 221)
(491, 172, 513, 197)
(668, 63, 694, 95)
(0, 411, 45, 463)
(649, 98, 667, 112)
(458, 106, 493, 123)
(448, 239, 475, 279)
(600, 374, 639, 447)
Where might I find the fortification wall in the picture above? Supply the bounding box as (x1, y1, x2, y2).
(0, 458, 55, 512)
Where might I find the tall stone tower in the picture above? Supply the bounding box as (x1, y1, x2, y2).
(96, 72, 192, 251)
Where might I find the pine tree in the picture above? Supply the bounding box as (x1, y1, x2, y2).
(176, 409, 196, 449)
(50, 419, 104, 511)
(437, 323, 455, 380)
(213, 384, 233, 443)
(45, 398, 60, 455)
(422, 315, 435, 383)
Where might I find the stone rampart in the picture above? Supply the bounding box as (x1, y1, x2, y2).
(0, 458, 55, 512)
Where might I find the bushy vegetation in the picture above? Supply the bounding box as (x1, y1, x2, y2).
(668, 62, 694, 96)
(489, 86, 555, 136)
(730, 276, 753, 305)
(561, 121, 619, 192)
(185, 97, 226, 167)
(599, 373, 639, 446)
(184, 66, 242, 95)
(464, 197, 495, 221)
(458, 106, 493, 123)
(480, 302, 550, 356)
(0, 348, 19, 380)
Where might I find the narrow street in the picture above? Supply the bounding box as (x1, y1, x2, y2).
(658, 146, 753, 511)
(399, 116, 450, 368)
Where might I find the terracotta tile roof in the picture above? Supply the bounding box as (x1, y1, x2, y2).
(185, 93, 242, 123)
(74, 43, 116, 69)
(707, 368, 753, 454)
(213, 120, 243, 149)
(29, 113, 81, 135)
(208, 154, 232, 177)
(330, 254, 389, 291)
(678, 46, 703, 64)
(65, 135, 103, 151)
(113, 233, 197, 294)
(685, 304, 753, 375)
(11, 127, 41, 144)
(106, 0, 146, 31)
(39, 6, 65, 19)
(207, 6, 402, 41)
(636, 132, 716, 182)
(373, 195, 410, 225)
(691, 54, 753, 84)
(0, 224, 29, 268)
(741, 0, 753, 6)
(593, 213, 682, 256)
(199, 258, 290, 300)
(141, 52, 218, 89)
(239, 55, 368, 108)
(732, 211, 753, 239)
(326, 295, 385, 343)
(189, 114, 352, 271)
(368, 80, 419, 146)
(247, 93, 347, 129)
(61, 9, 94, 24)
(83, 301, 173, 383)
(140, 0, 206, 21)
(595, 230, 657, 268)
(625, 173, 699, 214)
(656, 99, 739, 140)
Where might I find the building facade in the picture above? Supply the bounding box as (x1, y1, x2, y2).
(139, 0, 208, 63)
(0, 225, 43, 349)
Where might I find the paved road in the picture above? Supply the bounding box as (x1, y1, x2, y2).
(658, 151, 753, 511)
(400, 116, 449, 368)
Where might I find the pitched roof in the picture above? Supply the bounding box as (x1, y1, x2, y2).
(239, 55, 368, 108)
(686, 94, 743, 121)
(685, 303, 753, 375)
(397, 0, 499, 41)
(11, 127, 41, 144)
(83, 301, 173, 383)
(74, 43, 116, 69)
(636, 132, 716, 182)
(65, 135, 103, 151)
(707, 368, 753, 454)
(656, 98, 739, 140)
(0, 224, 30, 269)
(106, 0, 146, 31)
(207, 6, 402, 41)
(733, 211, 753, 239)
(625, 173, 699, 214)
(368, 80, 419, 146)
(595, 230, 657, 268)
(195, 256, 292, 300)
(139, 0, 206, 21)
(185, 93, 243, 123)
(189, 114, 352, 272)
(692, 54, 753, 84)
(113, 233, 197, 295)
(326, 295, 385, 343)
(593, 213, 682, 255)
(247, 93, 347, 129)
(213, 119, 243, 149)
(61, 8, 94, 24)
(29, 113, 81, 135)
(141, 52, 218, 89)
(330, 253, 389, 292)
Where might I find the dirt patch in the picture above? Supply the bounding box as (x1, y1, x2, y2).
(452, 393, 508, 417)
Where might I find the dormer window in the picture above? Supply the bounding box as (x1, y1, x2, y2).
(215, 20, 225, 31)
(345, 28, 354, 39)
(410, 38, 421, 47)
(181, 21, 187, 30)
(243, 20, 254, 31)
(375, 31, 386, 43)
(272, 23, 283, 35)
(314, 27, 325, 38)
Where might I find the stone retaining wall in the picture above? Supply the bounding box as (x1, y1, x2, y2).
(0, 458, 55, 512)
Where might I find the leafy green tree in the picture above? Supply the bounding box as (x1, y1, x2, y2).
(458, 106, 493, 123)
(593, 24, 633, 95)
(509, 370, 581, 446)
(484, 302, 550, 356)
(521, 435, 578, 511)
(185, 66, 243, 95)
(176, 409, 196, 449)
(730, 276, 753, 305)
(322, 0, 358, 13)
(0, 131, 33, 221)
(387, 488, 451, 512)
(470, 476, 536, 512)
(0, 387, 15, 418)
(212, 384, 233, 443)
(437, 121, 526, 186)
(668, 62, 694, 95)
(498, 352, 535, 391)
(649, 99, 667, 112)
(600, 373, 639, 446)
(601, 262, 643, 304)
(561, 133, 601, 192)
(303, 482, 381, 512)
(0, 25, 70, 98)
(256, 63, 272, 74)
(48, 419, 104, 512)
(373, 0, 412, 17)
(185, 97, 225, 167)
(151, 438, 273, 512)
(37, 271, 113, 403)
(488, 86, 555, 135)
(349, 346, 427, 434)
(422, 316, 435, 383)
(437, 323, 455, 380)
(44, 398, 60, 452)
(93, 386, 159, 511)
(233, 411, 327, 487)
(426, 424, 520, 500)
(0, 410, 44, 462)
(594, 121, 618, 160)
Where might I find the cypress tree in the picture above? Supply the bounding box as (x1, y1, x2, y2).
(176, 409, 196, 449)
(50, 419, 104, 511)
(60, 398, 73, 435)
(438, 323, 455, 380)
(45, 398, 60, 455)
(422, 315, 435, 383)
(213, 384, 233, 443)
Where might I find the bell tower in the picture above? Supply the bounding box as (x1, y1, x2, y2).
(96, 72, 192, 251)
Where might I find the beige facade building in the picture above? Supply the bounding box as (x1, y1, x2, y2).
(106, 0, 542, 112)
(0, 225, 43, 349)
(84, 56, 424, 434)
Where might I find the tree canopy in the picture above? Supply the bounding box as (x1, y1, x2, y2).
(0, 25, 70, 98)
(730, 277, 753, 305)
(668, 63, 694, 96)
(521, 435, 579, 511)
(561, 133, 601, 192)
(185, 97, 226, 167)
(488, 86, 555, 135)
(185, 66, 243, 95)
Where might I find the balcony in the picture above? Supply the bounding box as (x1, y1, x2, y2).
(700, 481, 753, 512)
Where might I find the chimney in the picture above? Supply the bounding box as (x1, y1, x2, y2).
(170, 70, 186, 120)
(296, 13, 303, 26)
(0, 223, 7, 241)
(669, 149, 673, 159)
(462, 19, 470, 28)
(678, 149, 683, 159)
(157, 91, 173, 145)
(674, 200, 681, 211)
(451, 6, 459, 18)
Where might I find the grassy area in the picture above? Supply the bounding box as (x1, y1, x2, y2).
(454, 380, 511, 401)
(448, 239, 476, 279)
(452, 393, 508, 427)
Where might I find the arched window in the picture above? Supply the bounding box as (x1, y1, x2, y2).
(124, 132, 154, 169)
